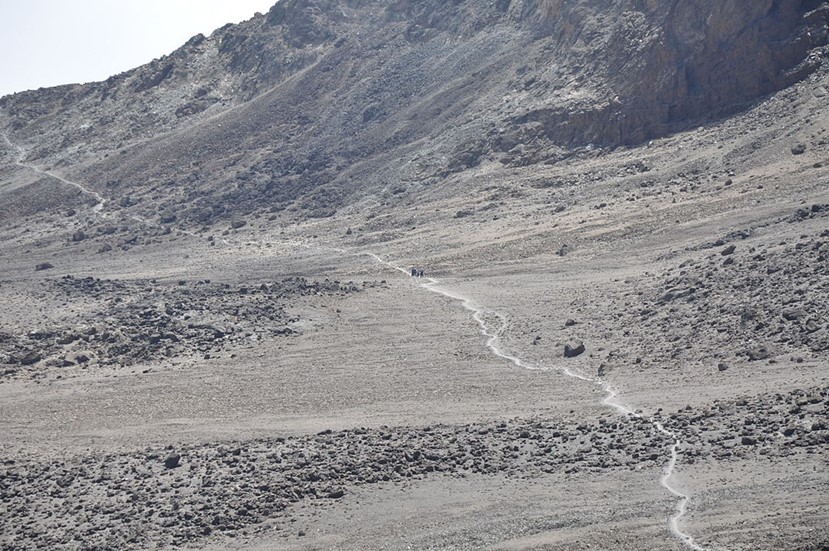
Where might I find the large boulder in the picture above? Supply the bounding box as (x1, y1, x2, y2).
(564, 340, 586, 358)
(164, 454, 181, 469)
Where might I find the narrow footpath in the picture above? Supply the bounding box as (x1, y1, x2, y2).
(364, 251, 714, 551)
(2, 132, 106, 212)
(0, 130, 715, 548)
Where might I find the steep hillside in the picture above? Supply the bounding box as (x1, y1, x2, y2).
(1, 0, 827, 225)
(2, 2, 829, 551)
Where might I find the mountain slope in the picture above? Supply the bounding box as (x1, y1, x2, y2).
(1, 0, 827, 224)
(2, 3, 829, 551)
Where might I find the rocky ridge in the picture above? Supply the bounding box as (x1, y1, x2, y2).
(0, 276, 364, 380)
(1, 384, 825, 550)
(588, 209, 829, 376)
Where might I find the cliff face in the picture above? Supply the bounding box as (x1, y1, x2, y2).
(509, 0, 827, 146)
(1, 0, 827, 220)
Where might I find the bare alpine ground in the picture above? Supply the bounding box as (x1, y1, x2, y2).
(1, 1, 829, 550)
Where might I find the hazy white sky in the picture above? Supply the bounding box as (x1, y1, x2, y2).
(0, 0, 277, 98)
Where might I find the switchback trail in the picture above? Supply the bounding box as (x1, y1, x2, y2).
(363, 251, 713, 551)
(1, 132, 225, 243)
(2, 132, 106, 213)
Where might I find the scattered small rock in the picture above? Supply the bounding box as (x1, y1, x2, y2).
(20, 351, 42, 366)
(747, 345, 771, 361)
(781, 308, 805, 321)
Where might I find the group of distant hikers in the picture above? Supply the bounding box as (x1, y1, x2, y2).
(410, 266, 426, 278)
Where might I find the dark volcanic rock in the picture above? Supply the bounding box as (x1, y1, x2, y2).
(623, 225, 829, 370)
(164, 454, 182, 469)
(35, 262, 54, 271)
(564, 340, 586, 358)
(0, 276, 365, 377)
(4, 384, 827, 551)
(781, 308, 805, 321)
(19, 351, 42, 366)
(0, 413, 676, 550)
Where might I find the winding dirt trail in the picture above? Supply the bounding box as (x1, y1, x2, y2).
(1, 132, 228, 245)
(0, 128, 712, 547)
(2, 132, 106, 212)
(363, 251, 714, 551)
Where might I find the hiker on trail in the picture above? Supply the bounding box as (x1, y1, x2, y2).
(411, 266, 418, 277)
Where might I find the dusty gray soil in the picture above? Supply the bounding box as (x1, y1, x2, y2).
(1, 3, 829, 551)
